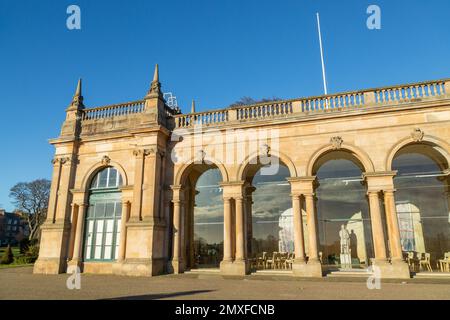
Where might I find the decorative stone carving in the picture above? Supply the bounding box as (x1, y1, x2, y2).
(330, 136, 344, 150)
(195, 150, 206, 164)
(101, 155, 111, 166)
(51, 156, 71, 165)
(259, 144, 271, 158)
(411, 128, 425, 142)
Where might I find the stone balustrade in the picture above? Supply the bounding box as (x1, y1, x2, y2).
(81, 100, 145, 121)
(78, 79, 450, 128)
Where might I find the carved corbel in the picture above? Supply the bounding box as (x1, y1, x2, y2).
(411, 128, 425, 142)
(330, 136, 344, 150)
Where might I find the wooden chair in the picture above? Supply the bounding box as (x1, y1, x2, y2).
(406, 252, 416, 271)
(266, 252, 277, 269)
(438, 252, 450, 272)
(256, 252, 267, 269)
(277, 252, 287, 269)
(419, 252, 433, 272)
(285, 252, 294, 269)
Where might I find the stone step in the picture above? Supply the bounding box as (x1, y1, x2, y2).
(327, 269, 373, 278)
(252, 269, 293, 276)
(413, 272, 450, 279)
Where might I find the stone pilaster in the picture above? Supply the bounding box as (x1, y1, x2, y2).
(34, 155, 77, 275)
(169, 186, 184, 274)
(364, 172, 410, 279)
(288, 177, 322, 277)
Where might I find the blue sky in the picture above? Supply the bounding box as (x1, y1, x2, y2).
(1, 0, 450, 210)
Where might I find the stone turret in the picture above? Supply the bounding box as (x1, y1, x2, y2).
(142, 64, 167, 126)
(61, 79, 84, 137)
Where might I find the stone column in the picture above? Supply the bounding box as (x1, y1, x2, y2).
(292, 194, 305, 262)
(171, 199, 183, 273)
(383, 190, 403, 261)
(131, 149, 145, 221)
(305, 193, 319, 262)
(367, 191, 387, 261)
(69, 203, 87, 267)
(235, 197, 246, 261)
(292, 192, 322, 277)
(118, 201, 130, 262)
(222, 197, 233, 262)
(67, 203, 79, 260)
(48, 158, 63, 223)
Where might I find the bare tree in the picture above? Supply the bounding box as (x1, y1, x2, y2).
(9, 179, 51, 241)
(228, 96, 283, 108)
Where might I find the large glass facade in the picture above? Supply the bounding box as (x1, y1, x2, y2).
(84, 167, 123, 262)
(193, 168, 224, 268)
(393, 145, 450, 271)
(250, 165, 292, 267)
(315, 152, 374, 269)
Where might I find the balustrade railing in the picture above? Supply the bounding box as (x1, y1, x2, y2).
(236, 102, 293, 120)
(175, 110, 229, 128)
(81, 100, 145, 120)
(374, 80, 446, 104)
(301, 92, 365, 112)
(79, 79, 449, 128)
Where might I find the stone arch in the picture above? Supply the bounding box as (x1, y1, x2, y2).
(174, 157, 229, 186)
(236, 150, 297, 181)
(80, 159, 129, 192)
(306, 143, 375, 176)
(386, 135, 450, 171)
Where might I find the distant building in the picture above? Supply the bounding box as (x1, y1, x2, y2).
(0, 209, 29, 246)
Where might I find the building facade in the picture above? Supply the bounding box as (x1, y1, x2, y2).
(0, 209, 29, 246)
(34, 65, 450, 279)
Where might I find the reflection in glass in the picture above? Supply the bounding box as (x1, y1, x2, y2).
(393, 146, 450, 271)
(83, 167, 122, 262)
(251, 165, 292, 260)
(315, 155, 374, 269)
(193, 169, 223, 268)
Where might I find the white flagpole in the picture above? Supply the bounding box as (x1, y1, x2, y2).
(316, 12, 328, 96)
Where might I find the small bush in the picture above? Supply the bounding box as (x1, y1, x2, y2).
(0, 245, 14, 265)
(24, 245, 39, 263)
(19, 238, 31, 254)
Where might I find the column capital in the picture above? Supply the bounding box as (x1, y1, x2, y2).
(364, 171, 397, 193)
(367, 190, 380, 197)
(290, 193, 301, 200)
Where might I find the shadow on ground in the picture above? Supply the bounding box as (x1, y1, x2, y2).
(107, 290, 215, 300)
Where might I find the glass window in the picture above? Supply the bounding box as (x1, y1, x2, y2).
(315, 154, 374, 270)
(393, 145, 450, 271)
(84, 167, 123, 262)
(193, 168, 224, 268)
(251, 165, 292, 262)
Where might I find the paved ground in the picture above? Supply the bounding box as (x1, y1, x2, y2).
(1, 267, 449, 300)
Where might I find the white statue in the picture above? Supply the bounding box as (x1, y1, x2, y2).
(339, 224, 352, 269)
(339, 224, 350, 254)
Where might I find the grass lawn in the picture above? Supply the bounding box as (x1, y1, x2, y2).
(0, 246, 34, 268)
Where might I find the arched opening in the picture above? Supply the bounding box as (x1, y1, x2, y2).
(83, 167, 123, 262)
(392, 144, 450, 272)
(314, 151, 375, 270)
(182, 164, 224, 270)
(243, 159, 293, 270)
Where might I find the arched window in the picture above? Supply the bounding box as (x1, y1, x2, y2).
(247, 164, 292, 268)
(193, 168, 224, 268)
(393, 144, 450, 270)
(84, 167, 123, 262)
(314, 151, 374, 269)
